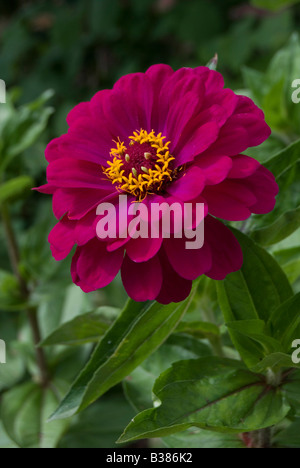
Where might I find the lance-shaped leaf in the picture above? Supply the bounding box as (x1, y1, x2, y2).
(50, 288, 198, 421)
(118, 357, 290, 443)
(251, 353, 300, 373)
(217, 230, 293, 368)
(124, 334, 212, 413)
(251, 207, 300, 247)
(251, 141, 300, 244)
(226, 320, 283, 355)
(269, 293, 300, 351)
(0, 176, 34, 204)
(40, 307, 119, 347)
(1, 381, 69, 448)
(251, 0, 300, 13)
(274, 246, 300, 284)
(174, 321, 220, 340)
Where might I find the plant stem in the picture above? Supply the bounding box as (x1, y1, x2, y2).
(0, 202, 49, 387)
(209, 335, 225, 358)
(251, 369, 282, 448)
(26, 308, 49, 387)
(253, 428, 272, 449)
(1, 203, 28, 296)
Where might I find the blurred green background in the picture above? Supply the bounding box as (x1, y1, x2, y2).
(2, 0, 300, 133)
(1, 0, 300, 449)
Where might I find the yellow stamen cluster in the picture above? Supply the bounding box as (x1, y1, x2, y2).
(104, 129, 175, 200)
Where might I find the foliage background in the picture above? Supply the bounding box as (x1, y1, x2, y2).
(0, 0, 300, 449)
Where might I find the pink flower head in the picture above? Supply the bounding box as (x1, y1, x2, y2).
(37, 65, 278, 304)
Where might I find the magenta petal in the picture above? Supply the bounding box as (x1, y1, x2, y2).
(67, 118, 113, 164)
(71, 239, 124, 293)
(156, 250, 192, 304)
(52, 188, 115, 220)
(235, 95, 265, 120)
(203, 180, 257, 221)
(146, 64, 174, 87)
(165, 88, 205, 149)
(145, 64, 174, 130)
(45, 138, 62, 163)
(199, 68, 225, 94)
(176, 122, 219, 165)
(156, 68, 199, 131)
(195, 154, 233, 185)
(105, 194, 137, 251)
(203, 88, 238, 121)
(48, 217, 76, 261)
(205, 125, 249, 157)
(228, 113, 271, 147)
(164, 237, 212, 281)
(58, 134, 110, 166)
(47, 159, 112, 190)
(174, 105, 227, 158)
(113, 73, 154, 132)
(245, 165, 279, 214)
(75, 211, 99, 246)
(205, 216, 243, 280)
(121, 255, 163, 302)
(35, 184, 56, 194)
(98, 90, 138, 140)
(66, 102, 91, 126)
(126, 237, 163, 263)
(228, 154, 260, 179)
(167, 167, 205, 201)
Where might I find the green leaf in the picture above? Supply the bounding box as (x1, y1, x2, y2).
(0, 270, 28, 311)
(0, 422, 18, 449)
(58, 393, 135, 448)
(206, 54, 218, 70)
(251, 207, 300, 246)
(40, 308, 118, 346)
(250, 140, 300, 245)
(124, 334, 212, 412)
(274, 419, 300, 448)
(118, 358, 290, 443)
(164, 428, 245, 449)
(282, 370, 300, 415)
(251, 0, 300, 13)
(0, 343, 25, 391)
(174, 321, 220, 340)
(250, 352, 298, 373)
(264, 139, 300, 179)
(0, 90, 54, 173)
(242, 67, 267, 104)
(226, 320, 283, 355)
(274, 246, 300, 284)
(269, 293, 300, 351)
(50, 286, 199, 421)
(1, 381, 69, 448)
(0, 176, 34, 204)
(217, 230, 293, 368)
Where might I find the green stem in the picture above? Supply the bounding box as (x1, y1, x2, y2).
(253, 428, 272, 449)
(1, 203, 28, 296)
(209, 335, 225, 358)
(201, 306, 224, 358)
(0, 202, 49, 387)
(251, 369, 282, 448)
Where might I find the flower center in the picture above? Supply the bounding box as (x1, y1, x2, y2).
(104, 129, 176, 200)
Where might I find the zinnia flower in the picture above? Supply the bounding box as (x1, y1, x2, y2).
(37, 65, 278, 304)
